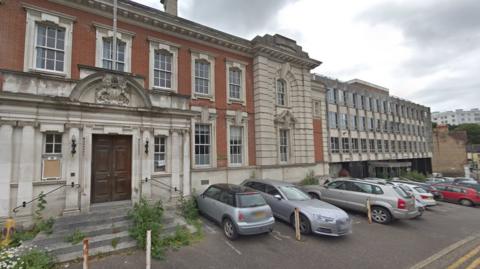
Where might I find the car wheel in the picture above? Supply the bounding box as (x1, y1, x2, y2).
(291, 214, 312, 234)
(459, 199, 473, 207)
(371, 206, 392, 224)
(223, 218, 238, 240)
(309, 192, 320, 200)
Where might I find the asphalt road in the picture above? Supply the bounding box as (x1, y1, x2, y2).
(68, 202, 480, 269)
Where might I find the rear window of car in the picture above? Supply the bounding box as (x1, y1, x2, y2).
(414, 187, 428, 193)
(237, 193, 267, 208)
(393, 186, 411, 198)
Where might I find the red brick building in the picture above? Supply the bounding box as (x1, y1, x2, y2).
(0, 0, 326, 223)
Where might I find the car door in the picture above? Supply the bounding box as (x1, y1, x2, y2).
(343, 182, 372, 212)
(197, 186, 222, 220)
(217, 191, 235, 222)
(264, 184, 291, 221)
(321, 181, 351, 209)
(442, 186, 456, 201)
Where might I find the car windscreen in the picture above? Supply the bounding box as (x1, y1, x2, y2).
(278, 186, 310, 201)
(393, 186, 411, 198)
(414, 187, 428, 193)
(237, 193, 267, 208)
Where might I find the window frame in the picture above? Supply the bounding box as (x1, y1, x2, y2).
(226, 60, 246, 104)
(94, 24, 133, 73)
(101, 37, 126, 71)
(153, 136, 167, 172)
(228, 125, 244, 166)
(279, 129, 290, 163)
(276, 79, 287, 106)
(194, 123, 212, 167)
(191, 52, 215, 100)
(150, 41, 178, 91)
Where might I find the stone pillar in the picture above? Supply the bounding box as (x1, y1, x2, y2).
(0, 123, 14, 218)
(171, 130, 181, 198)
(182, 130, 191, 196)
(63, 127, 80, 215)
(141, 129, 152, 200)
(80, 126, 92, 213)
(16, 124, 35, 219)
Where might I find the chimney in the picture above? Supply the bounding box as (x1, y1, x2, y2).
(161, 0, 178, 16)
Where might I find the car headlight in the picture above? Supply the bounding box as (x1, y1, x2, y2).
(314, 214, 335, 223)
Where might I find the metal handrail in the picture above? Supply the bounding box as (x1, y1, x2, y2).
(12, 182, 79, 213)
(144, 177, 180, 193)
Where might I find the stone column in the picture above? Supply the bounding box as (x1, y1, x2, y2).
(141, 129, 152, 200)
(171, 130, 181, 198)
(0, 123, 14, 218)
(63, 127, 80, 215)
(182, 130, 191, 196)
(16, 124, 35, 219)
(80, 126, 92, 213)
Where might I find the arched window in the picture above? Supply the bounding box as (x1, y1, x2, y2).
(276, 79, 286, 106)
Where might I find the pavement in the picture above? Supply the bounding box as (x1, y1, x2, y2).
(66, 202, 480, 269)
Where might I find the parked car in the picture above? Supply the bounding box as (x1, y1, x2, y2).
(454, 182, 480, 192)
(431, 184, 480, 207)
(301, 178, 421, 224)
(241, 179, 352, 236)
(391, 182, 437, 207)
(425, 178, 446, 185)
(196, 184, 275, 240)
(391, 180, 442, 200)
(453, 177, 478, 184)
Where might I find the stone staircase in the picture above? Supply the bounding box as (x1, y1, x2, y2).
(28, 200, 189, 263)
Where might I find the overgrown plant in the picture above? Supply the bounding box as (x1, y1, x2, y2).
(179, 194, 199, 223)
(0, 245, 54, 269)
(401, 170, 427, 182)
(65, 229, 86, 245)
(299, 170, 319, 185)
(128, 198, 164, 259)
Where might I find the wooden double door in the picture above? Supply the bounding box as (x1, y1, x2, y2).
(91, 135, 132, 203)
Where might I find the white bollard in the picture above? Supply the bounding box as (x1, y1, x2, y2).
(146, 230, 151, 269)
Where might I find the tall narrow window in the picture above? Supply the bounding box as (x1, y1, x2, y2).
(102, 37, 126, 71)
(369, 139, 375, 152)
(276, 80, 286, 106)
(341, 138, 350, 153)
(195, 124, 211, 165)
(194, 60, 210, 95)
(352, 138, 359, 153)
(329, 112, 338, 128)
(377, 140, 383, 152)
(229, 68, 242, 100)
(361, 139, 367, 153)
(331, 137, 339, 153)
(154, 136, 166, 171)
(35, 24, 65, 72)
(279, 129, 289, 162)
(45, 133, 62, 154)
(229, 126, 243, 165)
(340, 114, 348, 129)
(384, 140, 389, 152)
(153, 50, 172, 89)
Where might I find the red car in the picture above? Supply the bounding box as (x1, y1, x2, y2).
(432, 184, 480, 206)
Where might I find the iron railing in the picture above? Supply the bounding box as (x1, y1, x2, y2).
(144, 177, 180, 193)
(12, 182, 79, 213)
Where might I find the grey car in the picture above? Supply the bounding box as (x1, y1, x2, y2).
(196, 184, 275, 240)
(301, 178, 421, 224)
(241, 179, 352, 236)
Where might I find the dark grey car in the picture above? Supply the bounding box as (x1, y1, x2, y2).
(241, 179, 352, 236)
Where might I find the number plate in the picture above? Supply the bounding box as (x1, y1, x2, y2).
(254, 211, 266, 218)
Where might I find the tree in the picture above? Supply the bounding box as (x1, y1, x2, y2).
(453, 124, 480, 144)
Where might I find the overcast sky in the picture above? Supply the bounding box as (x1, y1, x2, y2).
(133, 0, 480, 112)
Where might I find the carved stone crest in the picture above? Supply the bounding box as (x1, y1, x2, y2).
(96, 75, 131, 106)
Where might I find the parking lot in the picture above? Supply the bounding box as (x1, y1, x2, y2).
(72, 201, 480, 269)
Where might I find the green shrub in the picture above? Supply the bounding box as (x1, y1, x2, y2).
(160, 226, 191, 250)
(179, 195, 199, 223)
(402, 170, 427, 182)
(65, 229, 86, 245)
(128, 198, 164, 259)
(15, 249, 55, 269)
(299, 170, 319, 186)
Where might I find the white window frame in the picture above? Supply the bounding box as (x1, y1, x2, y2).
(191, 111, 217, 169)
(194, 123, 212, 167)
(276, 79, 288, 107)
(44, 133, 63, 155)
(24, 5, 74, 77)
(226, 60, 246, 104)
(227, 124, 248, 167)
(191, 52, 215, 100)
(101, 37, 127, 71)
(41, 131, 64, 181)
(330, 137, 339, 153)
(154, 136, 167, 172)
(279, 129, 290, 163)
(149, 38, 179, 92)
(94, 23, 133, 73)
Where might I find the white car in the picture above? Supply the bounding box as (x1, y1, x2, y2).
(391, 182, 437, 207)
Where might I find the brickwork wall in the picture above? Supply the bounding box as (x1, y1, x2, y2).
(432, 126, 468, 176)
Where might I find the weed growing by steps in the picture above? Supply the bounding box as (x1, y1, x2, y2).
(111, 238, 119, 249)
(65, 229, 86, 245)
(299, 170, 318, 186)
(128, 198, 164, 259)
(179, 194, 204, 240)
(0, 245, 55, 269)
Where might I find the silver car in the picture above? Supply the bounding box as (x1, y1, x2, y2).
(241, 179, 352, 236)
(301, 178, 421, 224)
(196, 184, 275, 240)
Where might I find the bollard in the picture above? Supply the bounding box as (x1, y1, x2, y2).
(83, 238, 89, 269)
(294, 208, 301, 241)
(366, 198, 372, 224)
(146, 230, 151, 269)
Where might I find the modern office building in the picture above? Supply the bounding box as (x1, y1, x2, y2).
(312, 75, 433, 178)
(432, 108, 480, 125)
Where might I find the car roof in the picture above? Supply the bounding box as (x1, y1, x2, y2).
(246, 179, 294, 187)
(210, 183, 257, 194)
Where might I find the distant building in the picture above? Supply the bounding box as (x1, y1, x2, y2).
(432, 126, 468, 176)
(467, 144, 480, 179)
(432, 108, 480, 125)
(312, 75, 433, 178)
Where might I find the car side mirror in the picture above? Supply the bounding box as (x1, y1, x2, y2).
(274, 194, 282, 200)
(324, 184, 329, 189)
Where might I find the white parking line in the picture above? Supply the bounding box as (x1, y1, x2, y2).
(273, 230, 291, 240)
(224, 240, 242, 255)
(271, 234, 282, 241)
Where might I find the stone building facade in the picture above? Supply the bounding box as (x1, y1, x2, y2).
(432, 126, 468, 177)
(0, 0, 326, 224)
(313, 75, 433, 178)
